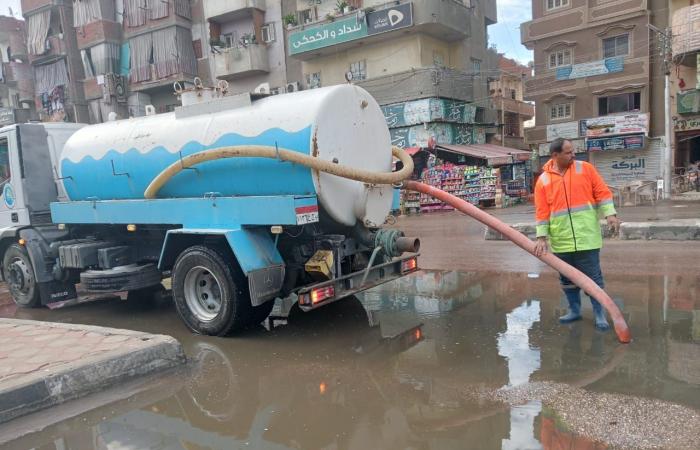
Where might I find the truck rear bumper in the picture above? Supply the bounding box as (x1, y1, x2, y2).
(296, 253, 419, 312)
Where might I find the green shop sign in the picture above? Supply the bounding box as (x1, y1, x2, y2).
(289, 17, 367, 55)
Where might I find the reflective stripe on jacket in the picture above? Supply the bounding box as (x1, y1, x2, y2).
(535, 159, 617, 253)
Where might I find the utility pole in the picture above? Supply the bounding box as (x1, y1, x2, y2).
(649, 23, 673, 200)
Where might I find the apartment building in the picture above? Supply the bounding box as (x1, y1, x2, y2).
(285, 0, 500, 149)
(0, 16, 35, 126)
(197, 0, 299, 95)
(521, 0, 668, 187)
(22, 0, 89, 123)
(489, 55, 534, 151)
(671, 0, 700, 169)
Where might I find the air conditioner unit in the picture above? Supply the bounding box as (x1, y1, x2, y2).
(286, 81, 301, 93)
(114, 74, 127, 103)
(254, 82, 270, 94)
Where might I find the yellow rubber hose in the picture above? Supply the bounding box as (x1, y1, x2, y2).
(144, 145, 414, 199)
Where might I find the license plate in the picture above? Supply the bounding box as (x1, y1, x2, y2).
(295, 205, 319, 225)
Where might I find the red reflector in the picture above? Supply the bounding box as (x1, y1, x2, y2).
(401, 258, 418, 273)
(311, 286, 335, 305)
(414, 328, 422, 341)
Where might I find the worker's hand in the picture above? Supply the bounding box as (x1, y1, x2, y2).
(607, 215, 622, 235)
(534, 237, 548, 258)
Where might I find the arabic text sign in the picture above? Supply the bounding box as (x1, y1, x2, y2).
(0, 108, 15, 126)
(674, 116, 700, 132)
(555, 57, 624, 81)
(289, 17, 367, 55)
(608, 154, 648, 183)
(367, 3, 413, 35)
(586, 134, 645, 152)
(546, 120, 579, 141)
(582, 113, 648, 138)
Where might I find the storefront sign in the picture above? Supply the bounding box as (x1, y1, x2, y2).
(289, 3, 414, 55)
(677, 89, 700, 115)
(390, 123, 485, 148)
(555, 57, 624, 80)
(608, 154, 649, 182)
(382, 98, 476, 128)
(0, 108, 15, 126)
(586, 134, 645, 152)
(581, 113, 649, 138)
(366, 3, 413, 35)
(674, 116, 700, 132)
(289, 17, 367, 55)
(546, 120, 580, 141)
(538, 139, 586, 156)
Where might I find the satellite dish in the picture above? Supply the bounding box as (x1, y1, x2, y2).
(254, 82, 270, 94)
(345, 71, 354, 82)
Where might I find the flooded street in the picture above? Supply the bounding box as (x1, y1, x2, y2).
(0, 270, 698, 449)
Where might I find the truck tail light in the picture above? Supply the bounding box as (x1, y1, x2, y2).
(311, 286, 335, 305)
(401, 257, 418, 274)
(300, 286, 335, 306)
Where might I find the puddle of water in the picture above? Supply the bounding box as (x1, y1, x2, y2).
(1, 271, 698, 449)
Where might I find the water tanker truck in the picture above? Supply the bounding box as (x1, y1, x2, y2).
(0, 84, 420, 335)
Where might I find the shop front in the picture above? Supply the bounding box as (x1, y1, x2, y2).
(400, 144, 532, 213)
(673, 116, 700, 170)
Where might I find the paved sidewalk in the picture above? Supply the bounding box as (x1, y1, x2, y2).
(0, 319, 185, 423)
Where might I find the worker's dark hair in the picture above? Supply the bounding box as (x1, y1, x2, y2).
(549, 138, 570, 155)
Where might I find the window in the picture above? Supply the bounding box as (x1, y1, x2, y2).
(546, 0, 569, 11)
(298, 9, 315, 24)
(350, 60, 366, 81)
(222, 33, 236, 48)
(306, 72, 321, 89)
(472, 58, 482, 77)
(261, 23, 276, 43)
(598, 92, 640, 115)
(548, 49, 572, 68)
(550, 102, 573, 121)
(603, 34, 629, 59)
(0, 138, 11, 188)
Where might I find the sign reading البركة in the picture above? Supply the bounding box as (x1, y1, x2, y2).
(289, 3, 414, 55)
(555, 57, 624, 81)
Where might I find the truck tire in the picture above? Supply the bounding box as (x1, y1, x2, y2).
(172, 245, 253, 336)
(80, 264, 162, 292)
(3, 244, 41, 308)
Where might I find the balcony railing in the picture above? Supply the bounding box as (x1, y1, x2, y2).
(204, 0, 265, 21)
(212, 44, 269, 80)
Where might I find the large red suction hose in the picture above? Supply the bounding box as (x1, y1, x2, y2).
(404, 180, 632, 344)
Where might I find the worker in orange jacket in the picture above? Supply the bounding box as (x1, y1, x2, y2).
(534, 139, 621, 331)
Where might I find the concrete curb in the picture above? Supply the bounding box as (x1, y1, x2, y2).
(484, 220, 700, 241)
(0, 319, 186, 424)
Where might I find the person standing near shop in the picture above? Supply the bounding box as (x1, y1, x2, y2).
(533, 139, 621, 331)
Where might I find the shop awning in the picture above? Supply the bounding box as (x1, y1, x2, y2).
(436, 144, 531, 166)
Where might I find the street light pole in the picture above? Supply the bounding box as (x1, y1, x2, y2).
(649, 23, 674, 199)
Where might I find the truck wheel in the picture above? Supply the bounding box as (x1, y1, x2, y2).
(3, 244, 41, 308)
(172, 246, 252, 336)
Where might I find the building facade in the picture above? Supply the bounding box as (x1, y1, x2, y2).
(489, 55, 535, 151)
(0, 16, 35, 126)
(22, 0, 90, 123)
(671, 0, 700, 170)
(285, 0, 499, 148)
(522, 0, 668, 187)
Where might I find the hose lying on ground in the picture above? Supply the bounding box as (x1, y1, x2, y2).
(144, 145, 632, 344)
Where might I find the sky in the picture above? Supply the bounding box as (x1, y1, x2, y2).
(0, 0, 534, 65)
(489, 0, 534, 65)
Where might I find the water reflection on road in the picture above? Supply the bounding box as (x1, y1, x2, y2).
(0, 270, 698, 449)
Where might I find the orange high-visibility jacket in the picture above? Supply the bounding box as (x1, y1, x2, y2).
(535, 159, 617, 253)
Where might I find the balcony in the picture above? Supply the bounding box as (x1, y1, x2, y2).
(20, 0, 56, 15)
(495, 97, 535, 118)
(8, 31, 28, 62)
(677, 89, 700, 115)
(672, 4, 700, 56)
(212, 44, 269, 80)
(289, 0, 470, 60)
(76, 20, 123, 49)
(204, 0, 265, 21)
(29, 35, 68, 63)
